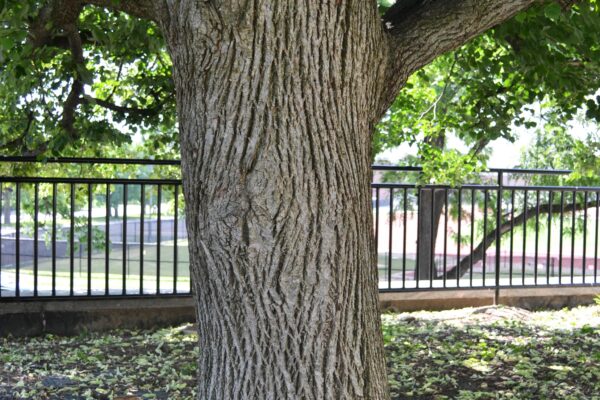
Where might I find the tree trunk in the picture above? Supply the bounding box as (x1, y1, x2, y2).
(415, 131, 446, 281)
(417, 188, 445, 280)
(160, 2, 389, 399)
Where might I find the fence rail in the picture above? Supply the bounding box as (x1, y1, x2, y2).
(1, 157, 598, 301)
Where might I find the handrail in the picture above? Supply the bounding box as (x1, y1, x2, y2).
(0, 157, 574, 175)
(0, 156, 181, 166)
(371, 164, 573, 175)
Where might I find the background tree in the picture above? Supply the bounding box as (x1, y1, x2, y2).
(0, 0, 581, 398)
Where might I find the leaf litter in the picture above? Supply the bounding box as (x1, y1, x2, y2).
(1, 305, 599, 399)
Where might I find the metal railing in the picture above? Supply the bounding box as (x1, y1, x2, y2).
(0, 158, 186, 299)
(0, 157, 598, 301)
(372, 166, 600, 298)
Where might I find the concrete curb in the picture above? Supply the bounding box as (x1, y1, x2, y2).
(2, 287, 599, 336)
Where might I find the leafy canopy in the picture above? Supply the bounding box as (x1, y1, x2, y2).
(1, 0, 599, 179)
(0, 1, 176, 158)
(376, 0, 600, 183)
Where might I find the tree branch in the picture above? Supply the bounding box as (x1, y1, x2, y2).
(82, 93, 173, 118)
(82, 0, 159, 20)
(59, 23, 86, 140)
(28, 0, 82, 49)
(443, 196, 597, 279)
(28, 0, 157, 52)
(379, 0, 537, 113)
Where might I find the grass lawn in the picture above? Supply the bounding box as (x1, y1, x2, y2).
(1, 242, 191, 295)
(1, 305, 600, 399)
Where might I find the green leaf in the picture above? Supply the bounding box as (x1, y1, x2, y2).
(544, 3, 562, 20)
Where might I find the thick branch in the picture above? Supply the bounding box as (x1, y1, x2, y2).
(59, 23, 85, 139)
(444, 197, 598, 279)
(28, 0, 82, 49)
(380, 0, 537, 111)
(83, 0, 158, 20)
(29, 0, 156, 51)
(82, 94, 172, 117)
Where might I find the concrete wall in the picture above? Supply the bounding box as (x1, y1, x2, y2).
(1, 286, 599, 337)
(379, 286, 600, 312)
(0, 297, 195, 337)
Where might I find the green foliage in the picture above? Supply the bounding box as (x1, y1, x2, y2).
(520, 126, 600, 187)
(2, 0, 600, 181)
(0, 1, 177, 157)
(376, 1, 600, 184)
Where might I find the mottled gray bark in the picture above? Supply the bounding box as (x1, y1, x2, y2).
(160, 2, 389, 399)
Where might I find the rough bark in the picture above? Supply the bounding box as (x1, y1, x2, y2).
(380, 0, 537, 112)
(159, 2, 389, 399)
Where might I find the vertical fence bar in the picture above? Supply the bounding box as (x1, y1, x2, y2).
(570, 190, 576, 284)
(559, 191, 564, 284)
(415, 189, 420, 288)
(87, 184, 92, 296)
(69, 183, 75, 296)
(495, 173, 503, 303)
(52, 183, 57, 296)
(122, 184, 128, 295)
(105, 185, 110, 295)
(0, 181, 4, 297)
(156, 184, 162, 294)
(430, 189, 435, 288)
(546, 191, 553, 284)
(534, 190, 540, 285)
(595, 192, 599, 284)
(457, 189, 462, 288)
(583, 191, 588, 284)
(470, 189, 475, 287)
(15, 182, 20, 297)
(0, 182, 2, 297)
(388, 188, 394, 290)
(402, 188, 407, 289)
(522, 190, 527, 286)
(375, 188, 380, 286)
(34, 183, 39, 297)
(443, 189, 449, 288)
(510, 190, 515, 285)
(140, 184, 145, 294)
(174, 184, 179, 294)
(483, 190, 489, 286)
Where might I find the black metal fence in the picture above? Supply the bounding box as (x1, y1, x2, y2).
(373, 166, 600, 294)
(0, 157, 598, 300)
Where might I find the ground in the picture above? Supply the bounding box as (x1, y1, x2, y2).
(1, 305, 599, 399)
